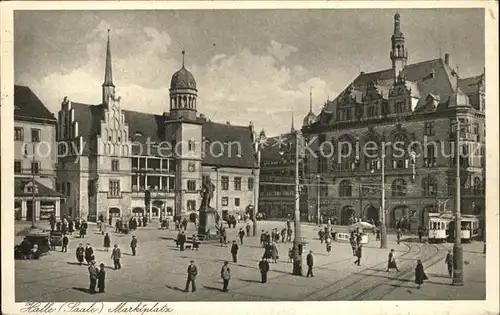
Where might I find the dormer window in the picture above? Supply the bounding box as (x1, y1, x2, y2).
(395, 101, 405, 113)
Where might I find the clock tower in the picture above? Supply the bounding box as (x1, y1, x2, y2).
(165, 51, 203, 216)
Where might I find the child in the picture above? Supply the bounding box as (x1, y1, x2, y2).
(98, 263, 106, 293)
(103, 233, 111, 252)
(61, 234, 69, 252)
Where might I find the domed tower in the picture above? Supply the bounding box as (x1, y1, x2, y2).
(390, 12, 408, 83)
(170, 50, 198, 121)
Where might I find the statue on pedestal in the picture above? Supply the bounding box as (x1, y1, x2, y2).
(200, 177, 215, 209)
(198, 177, 217, 237)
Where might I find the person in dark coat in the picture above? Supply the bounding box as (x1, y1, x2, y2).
(88, 261, 98, 294)
(115, 219, 120, 233)
(182, 218, 188, 231)
(49, 215, 56, 231)
(260, 230, 266, 247)
(259, 256, 270, 283)
(50, 236, 56, 251)
(56, 221, 62, 232)
(281, 228, 286, 243)
(271, 242, 279, 263)
(354, 245, 362, 266)
(84, 244, 95, 265)
(111, 244, 121, 269)
(222, 227, 228, 245)
(418, 227, 424, 243)
(178, 231, 186, 251)
(396, 228, 402, 245)
(356, 233, 362, 246)
(386, 249, 400, 272)
(238, 228, 245, 245)
(130, 235, 138, 256)
(319, 229, 325, 244)
(74, 219, 80, 231)
(184, 260, 197, 292)
(82, 220, 88, 230)
(220, 261, 231, 292)
(61, 234, 69, 252)
(445, 250, 453, 278)
(246, 223, 251, 236)
(98, 263, 106, 293)
(76, 243, 85, 265)
(414, 259, 428, 289)
(68, 220, 74, 235)
(128, 218, 134, 231)
(108, 216, 112, 226)
(192, 235, 200, 251)
(103, 233, 111, 252)
(79, 224, 86, 239)
(138, 216, 142, 227)
(263, 242, 272, 260)
(376, 229, 380, 241)
(143, 215, 147, 227)
(306, 250, 314, 277)
(230, 241, 239, 263)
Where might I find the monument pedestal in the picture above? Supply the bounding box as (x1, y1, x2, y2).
(198, 207, 218, 238)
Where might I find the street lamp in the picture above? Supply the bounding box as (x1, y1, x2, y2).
(370, 153, 387, 249)
(316, 174, 321, 225)
(252, 131, 266, 237)
(279, 129, 303, 276)
(451, 118, 466, 286)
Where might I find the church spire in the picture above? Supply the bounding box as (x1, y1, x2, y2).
(102, 29, 115, 106)
(181, 50, 185, 68)
(291, 112, 295, 132)
(390, 13, 408, 83)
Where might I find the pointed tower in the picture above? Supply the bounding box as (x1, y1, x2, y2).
(290, 112, 295, 132)
(303, 87, 317, 127)
(102, 29, 115, 107)
(170, 50, 198, 121)
(390, 13, 408, 83)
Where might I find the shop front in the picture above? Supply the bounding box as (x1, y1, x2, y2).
(15, 179, 63, 221)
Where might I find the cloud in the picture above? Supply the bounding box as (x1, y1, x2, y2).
(25, 25, 335, 136)
(267, 40, 298, 62)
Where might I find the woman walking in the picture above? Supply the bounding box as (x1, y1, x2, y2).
(271, 242, 279, 264)
(325, 237, 332, 256)
(414, 259, 428, 289)
(103, 233, 111, 252)
(386, 249, 400, 272)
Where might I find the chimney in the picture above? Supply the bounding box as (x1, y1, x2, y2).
(444, 53, 450, 66)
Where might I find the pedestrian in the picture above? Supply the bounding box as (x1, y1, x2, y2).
(396, 228, 402, 245)
(178, 231, 186, 251)
(264, 242, 272, 261)
(138, 216, 142, 227)
(88, 261, 98, 294)
(418, 227, 424, 243)
(74, 219, 80, 231)
(376, 229, 380, 241)
(259, 256, 270, 283)
(79, 224, 86, 239)
(130, 235, 138, 256)
(220, 261, 231, 292)
(260, 230, 266, 247)
(445, 250, 453, 278)
(386, 249, 400, 272)
(319, 229, 325, 244)
(192, 235, 200, 250)
(325, 237, 332, 255)
(182, 218, 188, 231)
(271, 242, 279, 263)
(219, 228, 225, 247)
(98, 263, 106, 293)
(103, 233, 111, 252)
(50, 235, 56, 251)
(414, 259, 428, 289)
(246, 223, 251, 236)
(350, 237, 357, 256)
(75, 242, 85, 265)
(111, 244, 121, 269)
(231, 240, 239, 263)
(184, 260, 197, 292)
(108, 216, 112, 227)
(84, 243, 94, 265)
(281, 228, 286, 243)
(306, 250, 314, 277)
(56, 221, 62, 232)
(115, 219, 120, 233)
(222, 227, 228, 245)
(68, 220, 74, 235)
(49, 214, 56, 231)
(143, 215, 147, 227)
(238, 228, 245, 245)
(354, 245, 362, 266)
(286, 228, 292, 242)
(61, 234, 69, 252)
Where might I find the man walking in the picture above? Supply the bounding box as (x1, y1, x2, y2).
(354, 245, 362, 266)
(245, 223, 251, 237)
(111, 244, 121, 270)
(184, 260, 197, 293)
(259, 256, 270, 283)
(220, 261, 231, 292)
(396, 228, 402, 245)
(445, 250, 453, 278)
(130, 235, 138, 256)
(61, 234, 69, 253)
(88, 261, 98, 294)
(386, 249, 400, 272)
(306, 250, 314, 277)
(178, 231, 186, 251)
(238, 228, 245, 245)
(231, 240, 239, 263)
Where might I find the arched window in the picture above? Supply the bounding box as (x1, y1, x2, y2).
(424, 144, 437, 167)
(422, 176, 437, 196)
(391, 179, 407, 197)
(337, 135, 357, 172)
(109, 207, 121, 218)
(473, 177, 482, 195)
(364, 137, 380, 171)
(392, 133, 409, 169)
(339, 180, 352, 197)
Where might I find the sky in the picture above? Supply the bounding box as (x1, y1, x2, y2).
(14, 9, 484, 136)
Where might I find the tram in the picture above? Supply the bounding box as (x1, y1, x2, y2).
(427, 213, 451, 243)
(448, 215, 480, 242)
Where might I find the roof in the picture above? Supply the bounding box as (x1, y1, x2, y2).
(66, 102, 257, 168)
(170, 66, 197, 90)
(14, 85, 57, 123)
(260, 133, 297, 164)
(458, 75, 482, 95)
(14, 178, 64, 198)
(320, 58, 474, 121)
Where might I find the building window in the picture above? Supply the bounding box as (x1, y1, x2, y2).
(473, 177, 482, 195)
(66, 182, 71, 196)
(395, 101, 405, 113)
(187, 200, 196, 211)
(391, 179, 407, 197)
(14, 127, 24, 141)
(31, 161, 40, 174)
(222, 197, 229, 207)
(339, 180, 352, 197)
(234, 177, 242, 191)
(367, 106, 377, 117)
(317, 154, 328, 173)
(338, 140, 357, 172)
(424, 122, 435, 136)
(31, 128, 41, 142)
(61, 182, 66, 195)
(221, 176, 229, 190)
(248, 177, 254, 190)
(422, 176, 437, 197)
(202, 175, 210, 185)
(187, 180, 196, 192)
(424, 144, 436, 167)
(111, 159, 119, 171)
(235, 198, 240, 207)
(320, 183, 329, 198)
(188, 139, 196, 151)
(88, 179, 96, 196)
(109, 180, 120, 197)
(14, 160, 21, 173)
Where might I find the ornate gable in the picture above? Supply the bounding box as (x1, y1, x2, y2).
(99, 97, 131, 157)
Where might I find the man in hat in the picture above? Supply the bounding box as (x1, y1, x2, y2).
(98, 263, 106, 293)
(230, 240, 239, 263)
(445, 250, 453, 278)
(184, 260, 198, 293)
(258, 256, 270, 283)
(220, 261, 231, 292)
(76, 242, 85, 265)
(88, 261, 98, 294)
(111, 244, 121, 270)
(306, 250, 314, 277)
(130, 235, 138, 256)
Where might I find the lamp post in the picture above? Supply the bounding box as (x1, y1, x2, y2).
(370, 152, 387, 249)
(451, 118, 464, 286)
(252, 132, 265, 237)
(31, 141, 37, 229)
(316, 174, 321, 225)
